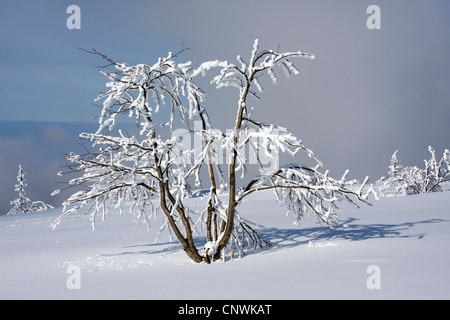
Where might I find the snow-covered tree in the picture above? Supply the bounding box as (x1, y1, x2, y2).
(8, 165, 33, 215)
(423, 146, 450, 193)
(7, 165, 54, 215)
(53, 40, 374, 263)
(376, 147, 449, 196)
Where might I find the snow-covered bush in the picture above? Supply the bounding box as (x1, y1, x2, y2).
(53, 41, 373, 263)
(7, 165, 54, 215)
(376, 147, 450, 197)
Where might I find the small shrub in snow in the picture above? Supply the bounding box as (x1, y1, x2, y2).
(7, 165, 54, 215)
(376, 147, 449, 197)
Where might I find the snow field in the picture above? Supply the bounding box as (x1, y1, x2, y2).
(0, 190, 449, 299)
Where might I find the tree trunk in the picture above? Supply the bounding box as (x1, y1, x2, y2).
(212, 82, 251, 261)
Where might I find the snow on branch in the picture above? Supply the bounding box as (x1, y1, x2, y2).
(191, 39, 314, 95)
(90, 48, 205, 134)
(238, 164, 373, 228)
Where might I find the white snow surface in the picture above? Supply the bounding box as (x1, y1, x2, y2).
(1, 189, 449, 300)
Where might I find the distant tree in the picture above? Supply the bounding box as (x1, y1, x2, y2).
(376, 146, 449, 196)
(7, 165, 54, 215)
(53, 40, 374, 263)
(8, 165, 33, 215)
(422, 146, 450, 193)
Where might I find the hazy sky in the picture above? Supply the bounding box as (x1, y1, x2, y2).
(0, 0, 449, 214)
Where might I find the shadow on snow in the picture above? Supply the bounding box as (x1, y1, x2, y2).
(257, 218, 447, 254)
(102, 217, 448, 259)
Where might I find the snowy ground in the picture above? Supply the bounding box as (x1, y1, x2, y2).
(1, 189, 449, 300)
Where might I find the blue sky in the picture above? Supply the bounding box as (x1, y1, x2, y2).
(1, 0, 449, 214)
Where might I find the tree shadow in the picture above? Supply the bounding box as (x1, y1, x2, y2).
(256, 218, 448, 253)
(101, 218, 448, 259)
(101, 240, 184, 258)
